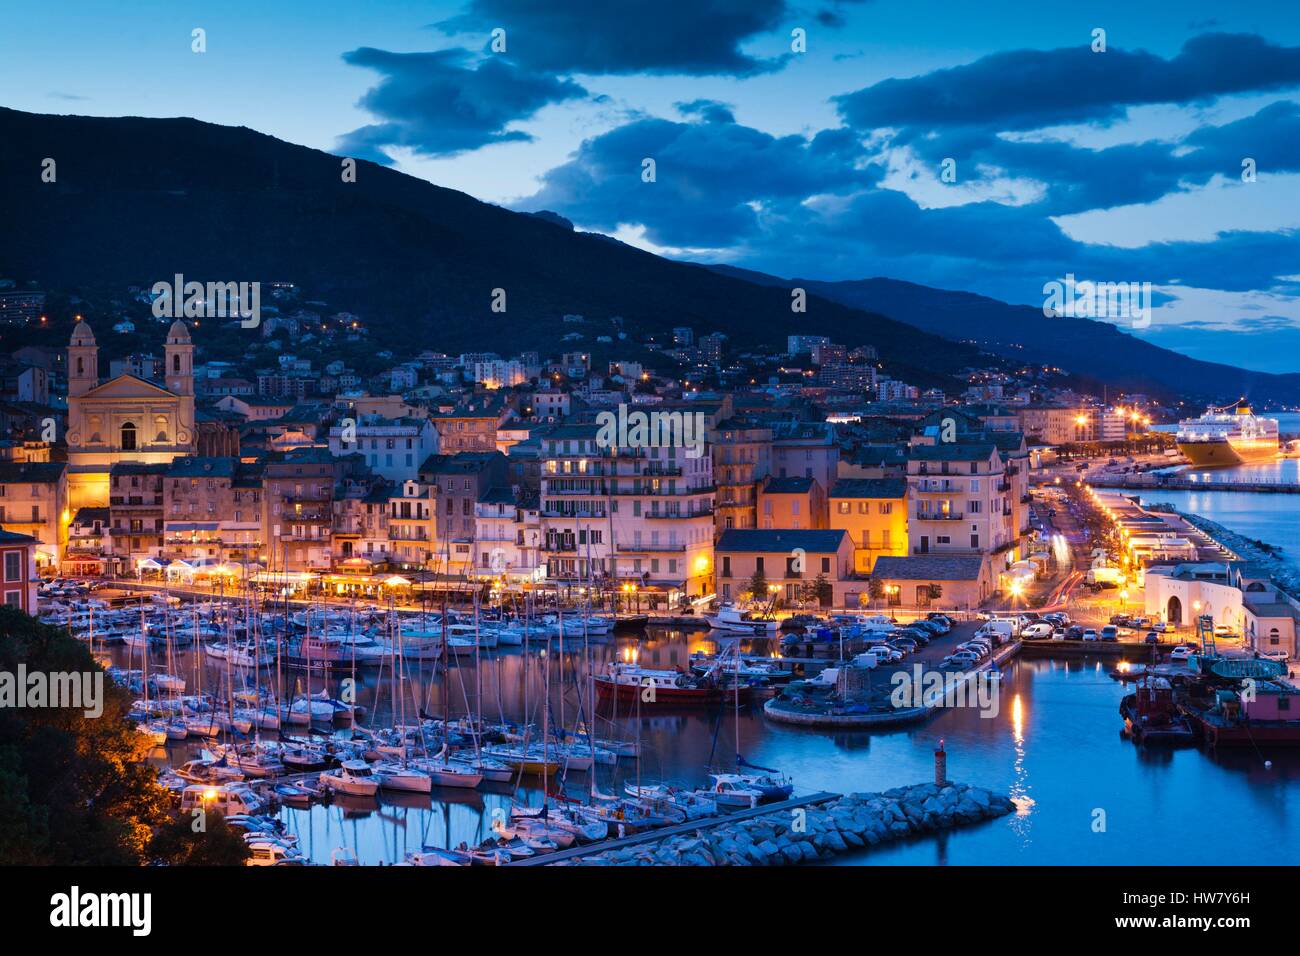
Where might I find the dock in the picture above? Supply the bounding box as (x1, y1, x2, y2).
(505, 791, 840, 865)
(1090, 474, 1300, 494)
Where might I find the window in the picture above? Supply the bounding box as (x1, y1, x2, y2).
(120, 421, 137, 451)
(879, 502, 892, 515)
(821, 557, 830, 573)
(3, 551, 20, 582)
(3, 590, 20, 607)
(838, 501, 850, 514)
(721, 556, 731, 577)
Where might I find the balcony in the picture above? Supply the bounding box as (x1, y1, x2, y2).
(644, 508, 714, 519)
(915, 512, 964, 521)
(615, 543, 686, 553)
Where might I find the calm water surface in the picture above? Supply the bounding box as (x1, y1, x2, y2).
(122, 631, 1300, 865)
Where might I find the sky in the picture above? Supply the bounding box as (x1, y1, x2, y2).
(7, 1, 1300, 372)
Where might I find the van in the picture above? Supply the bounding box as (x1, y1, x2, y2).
(978, 620, 1016, 644)
(179, 784, 267, 817)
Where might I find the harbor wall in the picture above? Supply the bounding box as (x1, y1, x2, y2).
(551, 782, 1014, 866)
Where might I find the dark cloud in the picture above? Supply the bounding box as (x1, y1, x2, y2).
(519, 112, 871, 247)
(675, 99, 736, 123)
(835, 33, 1300, 132)
(337, 47, 586, 161)
(434, 0, 792, 76)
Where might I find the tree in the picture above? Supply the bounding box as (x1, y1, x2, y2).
(0, 607, 244, 865)
(745, 569, 769, 603)
(868, 576, 885, 609)
(148, 809, 251, 866)
(803, 573, 833, 608)
(928, 583, 944, 601)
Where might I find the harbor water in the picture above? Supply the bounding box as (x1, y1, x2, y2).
(121, 630, 1300, 865)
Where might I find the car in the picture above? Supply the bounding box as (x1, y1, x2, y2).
(1082, 629, 1099, 642)
(1051, 628, 1067, 641)
(1169, 645, 1195, 662)
(959, 640, 991, 656)
(1066, 625, 1085, 640)
(1131, 617, 1151, 629)
(943, 652, 980, 668)
(896, 629, 930, 646)
(925, 613, 953, 632)
(889, 639, 918, 653)
(1109, 614, 1133, 626)
(911, 620, 944, 636)
(1100, 625, 1119, 642)
(1021, 623, 1054, 640)
(1151, 621, 1173, 633)
(1144, 631, 1160, 644)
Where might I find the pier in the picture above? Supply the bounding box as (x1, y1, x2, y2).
(512, 781, 1016, 866)
(505, 791, 840, 865)
(1089, 474, 1300, 494)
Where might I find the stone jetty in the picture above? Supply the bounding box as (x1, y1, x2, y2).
(555, 782, 1015, 866)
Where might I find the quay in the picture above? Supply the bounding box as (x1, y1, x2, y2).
(518, 781, 1015, 866)
(505, 791, 839, 865)
(1089, 474, 1300, 494)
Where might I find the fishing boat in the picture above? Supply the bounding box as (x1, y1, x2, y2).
(624, 783, 719, 820)
(594, 663, 754, 705)
(404, 848, 471, 867)
(705, 771, 792, 807)
(705, 603, 780, 635)
(1119, 676, 1195, 746)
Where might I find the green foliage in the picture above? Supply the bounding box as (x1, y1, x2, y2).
(0, 606, 242, 865)
(148, 809, 251, 866)
(745, 569, 768, 602)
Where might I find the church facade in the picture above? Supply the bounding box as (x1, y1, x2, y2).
(65, 319, 197, 510)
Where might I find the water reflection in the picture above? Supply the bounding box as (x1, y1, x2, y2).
(115, 633, 1300, 865)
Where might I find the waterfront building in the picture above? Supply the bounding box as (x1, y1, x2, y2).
(387, 479, 437, 569)
(828, 478, 908, 573)
(162, 456, 263, 568)
(109, 463, 167, 567)
(714, 528, 856, 607)
(64, 507, 111, 576)
(539, 422, 715, 601)
(0, 460, 67, 572)
(420, 451, 509, 574)
(0, 528, 39, 612)
(870, 553, 993, 609)
(262, 448, 336, 572)
(473, 488, 542, 582)
(65, 320, 197, 510)
(1143, 562, 1300, 658)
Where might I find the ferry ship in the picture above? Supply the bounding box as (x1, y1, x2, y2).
(1175, 403, 1279, 467)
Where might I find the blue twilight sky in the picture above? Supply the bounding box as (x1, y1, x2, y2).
(7, 1, 1300, 372)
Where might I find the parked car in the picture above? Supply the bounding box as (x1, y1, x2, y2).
(1051, 628, 1067, 641)
(911, 620, 944, 637)
(1082, 629, 1099, 642)
(1144, 631, 1160, 644)
(1066, 625, 1085, 640)
(1022, 623, 1054, 640)
(925, 613, 953, 632)
(1169, 645, 1195, 662)
(890, 638, 918, 653)
(896, 629, 930, 646)
(1100, 625, 1119, 642)
(1151, 621, 1174, 633)
(943, 652, 980, 668)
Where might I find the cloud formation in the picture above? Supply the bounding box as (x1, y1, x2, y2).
(337, 47, 586, 161)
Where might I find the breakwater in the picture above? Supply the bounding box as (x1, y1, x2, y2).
(548, 782, 1015, 866)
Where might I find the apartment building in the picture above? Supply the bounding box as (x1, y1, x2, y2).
(387, 479, 437, 569)
(771, 422, 838, 499)
(907, 442, 1016, 555)
(262, 448, 336, 572)
(109, 463, 166, 567)
(828, 478, 908, 573)
(430, 395, 511, 453)
(711, 420, 772, 532)
(162, 456, 263, 566)
(538, 423, 715, 600)
(0, 460, 67, 572)
(327, 415, 439, 482)
(474, 488, 542, 581)
(757, 475, 826, 530)
(0, 529, 39, 612)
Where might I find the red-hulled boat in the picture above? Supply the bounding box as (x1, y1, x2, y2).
(594, 664, 753, 705)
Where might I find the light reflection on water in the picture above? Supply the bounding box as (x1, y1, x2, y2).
(120, 633, 1300, 865)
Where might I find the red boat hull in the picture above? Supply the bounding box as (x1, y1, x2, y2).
(594, 677, 751, 705)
